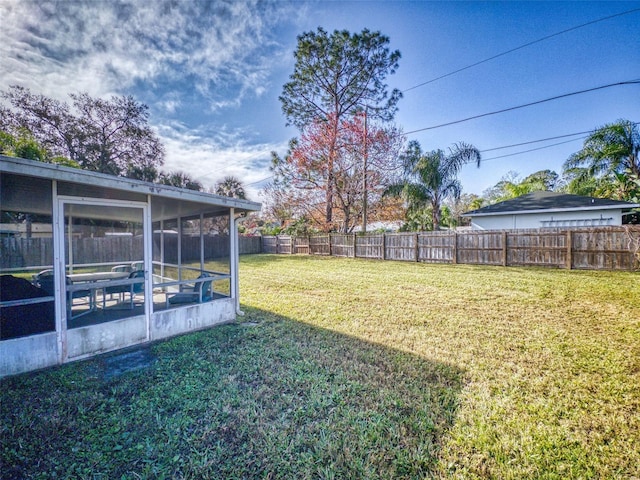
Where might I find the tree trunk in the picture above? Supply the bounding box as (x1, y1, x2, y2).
(432, 198, 441, 231)
(325, 118, 340, 230)
(325, 170, 333, 227)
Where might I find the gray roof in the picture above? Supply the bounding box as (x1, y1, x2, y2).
(463, 191, 639, 217)
(1, 155, 261, 221)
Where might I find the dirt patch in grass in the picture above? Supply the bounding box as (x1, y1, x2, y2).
(101, 346, 157, 381)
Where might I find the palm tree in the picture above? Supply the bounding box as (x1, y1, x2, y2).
(214, 176, 247, 199)
(158, 171, 203, 191)
(386, 140, 481, 230)
(488, 169, 560, 202)
(564, 120, 639, 198)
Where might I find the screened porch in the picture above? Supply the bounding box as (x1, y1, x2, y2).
(0, 155, 260, 377)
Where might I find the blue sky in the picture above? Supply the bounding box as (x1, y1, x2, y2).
(1, 0, 639, 201)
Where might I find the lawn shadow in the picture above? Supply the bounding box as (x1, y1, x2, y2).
(1, 306, 465, 479)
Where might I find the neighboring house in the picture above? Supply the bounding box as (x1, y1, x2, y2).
(462, 191, 639, 230)
(0, 223, 53, 238)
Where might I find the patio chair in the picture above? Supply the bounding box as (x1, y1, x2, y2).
(130, 261, 144, 271)
(63, 276, 94, 320)
(180, 272, 208, 293)
(34, 270, 93, 315)
(103, 270, 145, 309)
(104, 264, 136, 302)
(106, 265, 132, 301)
(165, 273, 213, 308)
(111, 264, 132, 273)
(33, 269, 55, 296)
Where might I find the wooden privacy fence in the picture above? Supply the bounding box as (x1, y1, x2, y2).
(155, 235, 261, 263)
(0, 235, 263, 270)
(3, 229, 639, 271)
(262, 226, 640, 271)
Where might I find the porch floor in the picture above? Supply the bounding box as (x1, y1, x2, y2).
(67, 292, 229, 329)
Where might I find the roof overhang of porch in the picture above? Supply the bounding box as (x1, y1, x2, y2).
(0, 155, 261, 221)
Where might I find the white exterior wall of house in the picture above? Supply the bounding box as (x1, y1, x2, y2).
(470, 208, 623, 230)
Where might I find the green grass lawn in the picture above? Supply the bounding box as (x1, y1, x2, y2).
(2, 254, 639, 479)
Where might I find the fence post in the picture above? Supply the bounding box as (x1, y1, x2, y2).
(382, 233, 386, 260)
(290, 235, 294, 255)
(502, 231, 508, 267)
(328, 234, 332, 257)
(353, 233, 357, 258)
(452, 231, 457, 264)
(415, 233, 419, 262)
(566, 230, 573, 269)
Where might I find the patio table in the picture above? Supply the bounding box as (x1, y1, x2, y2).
(67, 271, 130, 283)
(67, 271, 131, 316)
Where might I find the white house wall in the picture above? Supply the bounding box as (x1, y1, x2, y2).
(471, 209, 622, 230)
(151, 298, 236, 340)
(1, 299, 238, 377)
(0, 332, 59, 377)
(66, 315, 147, 361)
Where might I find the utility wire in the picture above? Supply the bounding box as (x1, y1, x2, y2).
(480, 138, 586, 162)
(246, 175, 273, 186)
(402, 7, 640, 93)
(403, 80, 640, 136)
(478, 121, 639, 162)
(249, 137, 582, 188)
(247, 123, 639, 188)
(480, 131, 591, 152)
(479, 121, 639, 153)
(245, 137, 583, 188)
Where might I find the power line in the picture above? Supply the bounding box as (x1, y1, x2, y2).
(246, 123, 639, 189)
(244, 137, 584, 188)
(402, 7, 640, 93)
(480, 131, 589, 153)
(403, 80, 640, 136)
(246, 175, 273, 186)
(250, 137, 584, 188)
(479, 121, 640, 162)
(479, 121, 640, 153)
(480, 138, 585, 162)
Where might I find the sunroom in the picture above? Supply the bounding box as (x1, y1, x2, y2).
(0, 155, 261, 377)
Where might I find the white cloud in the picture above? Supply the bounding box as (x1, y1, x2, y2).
(0, 0, 302, 203)
(0, 0, 299, 106)
(157, 122, 284, 201)
(159, 99, 180, 114)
